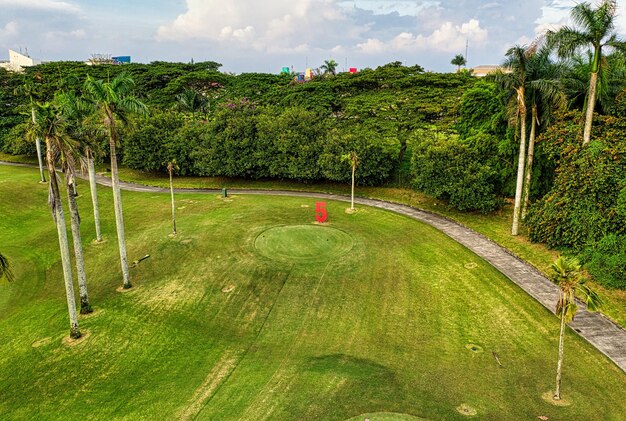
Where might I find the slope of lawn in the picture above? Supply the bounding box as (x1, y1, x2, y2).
(0, 165, 625, 420)
(2, 154, 624, 328)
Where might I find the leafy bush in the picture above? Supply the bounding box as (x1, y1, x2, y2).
(319, 126, 398, 186)
(122, 111, 186, 173)
(581, 234, 626, 289)
(410, 130, 503, 212)
(526, 114, 626, 248)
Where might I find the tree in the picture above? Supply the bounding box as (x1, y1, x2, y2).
(57, 90, 103, 243)
(521, 46, 567, 219)
(451, 54, 467, 71)
(167, 161, 178, 235)
(547, 0, 626, 145)
(550, 256, 601, 400)
(343, 152, 359, 210)
(27, 101, 81, 338)
(320, 59, 338, 76)
(498, 45, 531, 235)
(176, 88, 208, 119)
(14, 76, 46, 183)
(84, 73, 148, 289)
(0, 252, 14, 282)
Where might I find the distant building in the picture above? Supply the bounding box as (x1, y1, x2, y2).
(471, 65, 511, 77)
(0, 49, 42, 72)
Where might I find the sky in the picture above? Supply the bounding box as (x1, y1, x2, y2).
(1, 0, 626, 73)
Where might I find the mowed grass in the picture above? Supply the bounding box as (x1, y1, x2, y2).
(0, 165, 625, 420)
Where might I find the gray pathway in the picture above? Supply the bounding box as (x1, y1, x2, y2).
(3, 161, 626, 372)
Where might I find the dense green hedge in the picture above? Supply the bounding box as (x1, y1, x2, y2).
(121, 104, 398, 185)
(527, 113, 626, 249)
(410, 130, 504, 212)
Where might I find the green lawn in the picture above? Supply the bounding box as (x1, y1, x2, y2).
(106, 166, 626, 328)
(2, 155, 624, 326)
(1, 165, 625, 419)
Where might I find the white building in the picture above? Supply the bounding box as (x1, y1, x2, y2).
(0, 49, 42, 72)
(471, 65, 511, 77)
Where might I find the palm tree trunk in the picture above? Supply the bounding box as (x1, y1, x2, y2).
(107, 115, 131, 289)
(512, 89, 527, 236)
(522, 105, 537, 220)
(31, 108, 46, 183)
(46, 140, 81, 338)
(351, 162, 355, 210)
(87, 150, 102, 242)
(169, 167, 177, 235)
(65, 172, 92, 314)
(582, 71, 598, 146)
(554, 303, 567, 400)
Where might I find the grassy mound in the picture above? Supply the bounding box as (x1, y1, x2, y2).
(0, 165, 625, 420)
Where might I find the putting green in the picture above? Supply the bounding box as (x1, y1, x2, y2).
(254, 224, 354, 262)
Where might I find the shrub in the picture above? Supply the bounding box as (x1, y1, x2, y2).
(410, 130, 503, 212)
(581, 234, 626, 289)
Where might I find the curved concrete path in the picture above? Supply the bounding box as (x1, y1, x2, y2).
(3, 161, 626, 373)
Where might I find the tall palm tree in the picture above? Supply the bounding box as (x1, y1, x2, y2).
(57, 90, 103, 242)
(320, 59, 338, 76)
(451, 54, 467, 72)
(547, 0, 626, 145)
(0, 253, 14, 282)
(167, 161, 178, 235)
(27, 101, 81, 338)
(56, 91, 96, 313)
(343, 152, 359, 210)
(14, 76, 46, 183)
(498, 45, 531, 236)
(550, 256, 601, 400)
(84, 73, 148, 289)
(521, 46, 567, 219)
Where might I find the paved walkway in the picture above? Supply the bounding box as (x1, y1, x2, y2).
(3, 161, 626, 372)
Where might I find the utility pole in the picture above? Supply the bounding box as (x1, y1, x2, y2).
(465, 39, 469, 66)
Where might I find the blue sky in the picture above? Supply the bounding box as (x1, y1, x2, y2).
(1, 0, 626, 73)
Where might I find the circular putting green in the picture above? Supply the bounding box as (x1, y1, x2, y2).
(254, 224, 354, 263)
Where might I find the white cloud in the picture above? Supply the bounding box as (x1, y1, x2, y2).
(0, 21, 19, 38)
(44, 29, 86, 41)
(156, 0, 366, 52)
(357, 19, 487, 54)
(0, 0, 80, 13)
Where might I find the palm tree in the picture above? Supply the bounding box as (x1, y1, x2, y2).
(521, 46, 567, 219)
(550, 256, 601, 400)
(56, 91, 97, 313)
(547, 0, 626, 145)
(57, 90, 103, 242)
(177, 88, 208, 119)
(14, 76, 46, 183)
(343, 152, 359, 210)
(320, 59, 338, 76)
(498, 45, 531, 236)
(167, 161, 178, 235)
(451, 54, 467, 71)
(27, 101, 81, 338)
(84, 73, 148, 289)
(0, 253, 14, 282)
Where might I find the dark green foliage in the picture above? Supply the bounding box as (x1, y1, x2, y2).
(581, 234, 626, 289)
(410, 130, 503, 212)
(257, 107, 326, 180)
(122, 111, 187, 173)
(527, 113, 626, 249)
(319, 126, 398, 186)
(457, 80, 507, 138)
